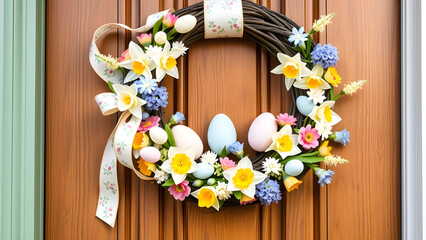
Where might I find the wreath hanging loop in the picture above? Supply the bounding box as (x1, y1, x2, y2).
(90, 0, 366, 227)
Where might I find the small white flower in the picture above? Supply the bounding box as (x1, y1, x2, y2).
(200, 150, 218, 165)
(262, 157, 283, 176)
(112, 83, 146, 119)
(307, 88, 326, 104)
(316, 120, 333, 140)
(215, 181, 232, 200)
(149, 41, 188, 82)
(153, 169, 169, 184)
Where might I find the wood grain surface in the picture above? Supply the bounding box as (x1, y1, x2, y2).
(45, 0, 401, 239)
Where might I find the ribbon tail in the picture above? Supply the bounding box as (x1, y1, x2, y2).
(96, 131, 119, 227)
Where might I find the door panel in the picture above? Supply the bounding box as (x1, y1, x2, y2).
(45, 0, 400, 239)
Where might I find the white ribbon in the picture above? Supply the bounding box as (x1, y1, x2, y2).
(204, 0, 244, 39)
(91, 9, 173, 228)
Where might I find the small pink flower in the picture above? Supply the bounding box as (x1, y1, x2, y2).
(108, 208, 112, 211)
(276, 113, 297, 126)
(118, 49, 130, 62)
(213, 25, 216, 27)
(108, 166, 111, 170)
(233, 23, 239, 29)
(212, 29, 217, 32)
(108, 70, 113, 74)
(168, 181, 191, 201)
(136, 33, 152, 47)
(109, 213, 112, 216)
(298, 124, 320, 150)
(163, 13, 178, 28)
(138, 116, 160, 133)
(220, 157, 237, 170)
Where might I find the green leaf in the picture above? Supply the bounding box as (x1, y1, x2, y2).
(152, 16, 164, 44)
(219, 200, 225, 208)
(162, 178, 175, 187)
(233, 191, 242, 200)
(107, 81, 116, 93)
(220, 146, 228, 158)
(294, 128, 299, 134)
(165, 124, 175, 147)
(299, 156, 325, 163)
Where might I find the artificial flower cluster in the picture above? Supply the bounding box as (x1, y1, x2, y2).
(94, 12, 365, 211)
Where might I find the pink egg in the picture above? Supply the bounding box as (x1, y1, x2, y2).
(139, 146, 161, 163)
(248, 112, 278, 152)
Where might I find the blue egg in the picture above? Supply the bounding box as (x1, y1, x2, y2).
(296, 96, 315, 116)
(193, 163, 214, 179)
(207, 114, 237, 155)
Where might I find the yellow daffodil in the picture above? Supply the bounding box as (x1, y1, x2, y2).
(118, 41, 156, 83)
(137, 158, 156, 176)
(223, 157, 266, 198)
(293, 64, 330, 90)
(283, 173, 303, 192)
(318, 140, 332, 156)
(160, 147, 198, 184)
(147, 41, 187, 82)
(240, 194, 256, 205)
(113, 83, 146, 119)
(324, 67, 341, 87)
(308, 101, 341, 126)
(271, 53, 312, 90)
(132, 132, 150, 150)
(265, 124, 301, 159)
(191, 186, 220, 211)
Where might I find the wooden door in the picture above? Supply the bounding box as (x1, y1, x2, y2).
(46, 0, 400, 239)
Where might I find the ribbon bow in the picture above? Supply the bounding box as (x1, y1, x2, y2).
(90, 9, 172, 228)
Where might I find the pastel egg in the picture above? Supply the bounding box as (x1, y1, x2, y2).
(248, 112, 278, 152)
(174, 15, 197, 34)
(207, 114, 237, 155)
(192, 162, 214, 179)
(284, 159, 304, 176)
(139, 146, 161, 163)
(171, 125, 203, 159)
(149, 127, 168, 145)
(296, 96, 315, 116)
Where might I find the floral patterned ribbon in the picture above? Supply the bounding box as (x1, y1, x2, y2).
(204, 0, 244, 39)
(91, 10, 172, 228)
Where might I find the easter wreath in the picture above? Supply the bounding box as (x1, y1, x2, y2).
(90, 0, 366, 227)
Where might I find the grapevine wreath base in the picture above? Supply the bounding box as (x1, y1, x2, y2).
(90, 0, 366, 227)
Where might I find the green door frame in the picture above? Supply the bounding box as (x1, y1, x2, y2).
(0, 0, 45, 239)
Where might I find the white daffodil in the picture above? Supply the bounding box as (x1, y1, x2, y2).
(223, 157, 266, 198)
(149, 41, 188, 82)
(316, 120, 333, 140)
(308, 101, 341, 126)
(191, 186, 220, 211)
(215, 181, 232, 200)
(118, 41, 155, 83)
(266, 124, 301, 159)
(293, 64, 330, 90)
(200, 150, 218, 165)
(112, 83, 146, 119)
(160, 147, 198, 184)
(271, 53, 312, 90)
(307, 88, 326, 104)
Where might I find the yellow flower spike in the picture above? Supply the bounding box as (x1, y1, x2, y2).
(132, 132, 150, 150)
(138, 158, 154, 176)
(324, 67, 341, 87)
(319, 141, 332, 157)
(283, 174, 303, 192)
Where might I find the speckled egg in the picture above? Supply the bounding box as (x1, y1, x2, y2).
(207, 114, 237, 155)
(284, 159, 304, 176)
(248, 112, 278, 152)
(192, 162, 214, 179)
(171, 125, 203, 159)
(139, 146, 161, 163)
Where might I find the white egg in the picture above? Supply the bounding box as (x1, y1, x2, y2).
(174, 15, 197, 34)
(171, 125, 203, 159)
(154, 31, 167, 44)
(207, 114, 237, 155)
(248, 112, 278, 152)
(139, 146, 161, 163)
(149, 127, 168, 145)
(284, 159, 304, 176)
